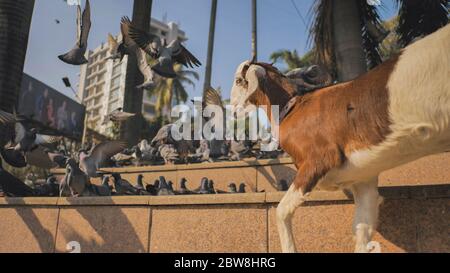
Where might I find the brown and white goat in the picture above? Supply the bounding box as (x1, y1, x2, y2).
(230, 24, 450, 252)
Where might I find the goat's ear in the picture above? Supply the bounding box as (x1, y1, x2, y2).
(246, 65, 266, 94)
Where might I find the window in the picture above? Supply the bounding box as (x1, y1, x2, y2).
(97, 73, 105, 82)
(108, 100, 120, 112)
(94, 96, 102, 106)
(112, 65, 121, 76)
(109, 88, 119, 101)
(111, 76, 121, 89)
(96, 83, 104, 94)
(98, 63, 105, 71)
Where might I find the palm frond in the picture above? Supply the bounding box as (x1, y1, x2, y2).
(308, 0, 336, 78)
(357, 1, 384, 69)
(396, 0, 449, 46)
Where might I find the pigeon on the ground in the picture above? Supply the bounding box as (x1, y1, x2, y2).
(0, 157, 34, 197)
(35, 176, 59, 197)
(238, 183, 246, 193)
(79, 140, 127, 177)
(145, 179, 159, 195)
(90, 176, 112, 196)
(208, 179, 217, 194)
(60, 158, 90, 197)
(151, 124, 194, 163)
(128, 20, 201, 78)
(228, 183, 237, 193)
(157, 176, 174, 196)
(158, 144, 178, 165)
(277, 179, 289, 191)
(194, 177, 210, 194)
(177, 177, 194, 195)
(111, 173, 137, 195)
(135, 174, 150, 195)
(58, 0, 91, 65)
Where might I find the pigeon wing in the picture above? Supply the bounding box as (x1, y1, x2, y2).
(79, 0, 91, 48)
(14, 123, 26, 143)
(169, 40, 201, 68)
(76, 4, 82, 44)
(107, 33, 119, 54)
(0, 109, 15, 125)
(113, 111, 136, 121)
(89, 140, 128, 166)
(203, 86, 224, 109)
(35, 134, 62, 145)
(150, 124, 172, 146)
(126, 17, 160, 55)
(25, 146, 57, 169)
(120, 16, 138, 47)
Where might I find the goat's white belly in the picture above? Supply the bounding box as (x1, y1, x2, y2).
(318, 127, 450, 191)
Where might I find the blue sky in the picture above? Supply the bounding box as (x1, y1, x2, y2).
(24, 0, 397, 102)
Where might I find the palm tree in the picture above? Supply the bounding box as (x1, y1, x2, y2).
(0, 0, 35, 113)
(270, 49, 314, 72)
(122, 0, 153, 145)
(148, 64, 199, 121)
(203, 0, 217, 93)
(310, 0, 448, 82)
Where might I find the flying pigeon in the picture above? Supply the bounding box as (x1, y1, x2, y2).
(0, 109, 19, 149)
(0, 147, 27, 168)
(104, 107, 136, 124)
(0, 157, 34, 197)
(58, 0, 91, 65)
(127, 18, 201, 78)
(14, 123, 61, 153)
(120, 17, 156, 89)
(79, 140, 127, 178)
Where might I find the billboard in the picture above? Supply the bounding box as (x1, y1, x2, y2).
(18, 74, 85, 140)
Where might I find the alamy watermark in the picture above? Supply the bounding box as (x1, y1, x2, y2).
(169, 103, 280, 151)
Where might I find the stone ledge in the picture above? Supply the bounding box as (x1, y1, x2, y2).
(50, 157, 294, 175)
(1, 184, 448, 206)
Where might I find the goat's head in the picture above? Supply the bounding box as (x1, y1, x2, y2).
(230, 60, 267, 119)
(230, 61, 296, 120)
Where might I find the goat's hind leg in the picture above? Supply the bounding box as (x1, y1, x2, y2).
(351, 177, 382, 253)
(276, 183, 306, 253)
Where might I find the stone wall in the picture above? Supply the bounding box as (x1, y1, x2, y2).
(1, 153, 449, 253)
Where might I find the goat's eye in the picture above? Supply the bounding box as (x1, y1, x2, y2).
(235, 78, 242, 85)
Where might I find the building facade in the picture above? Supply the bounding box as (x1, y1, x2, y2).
(77, 19, 186, 137)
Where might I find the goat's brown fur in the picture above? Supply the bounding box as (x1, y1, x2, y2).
(249, 56, 400, 193)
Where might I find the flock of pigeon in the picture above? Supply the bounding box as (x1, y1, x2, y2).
(58, 0, 201, 90)
(0, 0, 331, 198)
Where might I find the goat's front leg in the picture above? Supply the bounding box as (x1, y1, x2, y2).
(351, 177, 382, 253)
(276, 183, 305, 253)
